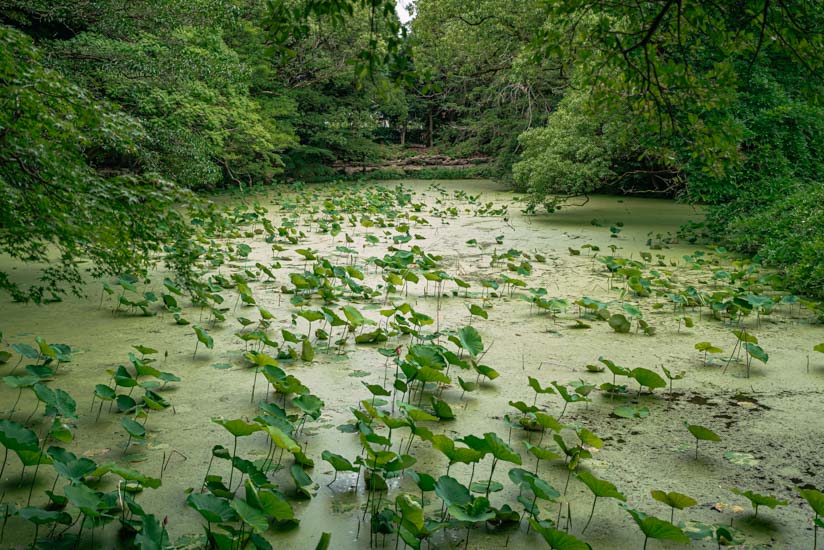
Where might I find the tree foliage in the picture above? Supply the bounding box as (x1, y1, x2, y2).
(410, 0, 562, 176)
(513, 89, 623, 210)
(533, 0, 823, 178)
(512, 0, 824, 294)
(0, 25, 207, 301)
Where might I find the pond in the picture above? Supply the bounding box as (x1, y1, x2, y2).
(1, 179, 821, 549)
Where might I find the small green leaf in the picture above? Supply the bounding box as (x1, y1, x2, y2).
(362, 382, 391, 397)
(743, 343, 768, 363)
(263, 426, 300, 453)
(91, 462, 161, 488)
(290, 464, 315, 498)
(431, 396, 455, 420)
(434, 476, 471, 508)
(396, 493, 424, 530)
(121, 417, 146, 439)
(687, 424, 721, 442)
(651, 490, 697, 510)
(608, 314, 631, 333)
(301, 340, 315, 362)
(631, 368, 666, 391)
(0, 419, 39, 453)
(64, 483, 103, 516)
(133, 345, 159, 356)
(577, 472, 626, 501)
(456, 326, 483, 357)
(484, 432, 521, 464)
(623, 506, 689, 544)
(612, 406, 637, 419)
(731, 488, 787, 511)
(448, 496, 495, 523)
(231, 498, 269, 532)
(468, 304, 488, 320)
(135, 513, 171, 550)
(186, 493, 237, 523)
(321, 450, 357, 473)
(529, 518, 592, 549)
(470, 480, 504, 494)
(18, 507, 72, 526)
(798, 488, 824, 516)
(193, 326, 214, 350)
(212, 417, 262, 438)
(458, 377, 477, 393)
(732, 330, 757, 344)
(695, 342, 723, 354)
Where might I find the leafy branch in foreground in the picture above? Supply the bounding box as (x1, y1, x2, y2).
(0, 26, 228, 302)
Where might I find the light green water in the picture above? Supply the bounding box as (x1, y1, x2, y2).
(0, 180, 821, 549)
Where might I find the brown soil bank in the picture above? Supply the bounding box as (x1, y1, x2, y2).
(333, 151, 491, 175)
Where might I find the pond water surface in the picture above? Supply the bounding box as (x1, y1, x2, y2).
(1, 180, 821, 549)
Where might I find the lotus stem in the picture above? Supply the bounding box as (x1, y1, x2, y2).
(582, 496, 597, 533)
(8, 389, 23, 419)
(250, 367, 259, 403)
(27, 443, 46, 506)
(7, 350, 27, 375)
(394, 510, 404, 550)
(526, 495, 538, 533)
(485, 458, 498, 498)
(0, 504, 9, 543)
(202, 453, 215, 492)
(228, 436, 237, 490)
(723, 341, 738, 373)
(0, 448, 7, 480)
(564, 467, 576, 496)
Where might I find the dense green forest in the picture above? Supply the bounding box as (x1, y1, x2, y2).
(1, 0, 822, 300)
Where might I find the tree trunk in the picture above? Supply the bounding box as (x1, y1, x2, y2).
(428, 110, 434, 148)
(400, 121, 407, 146)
